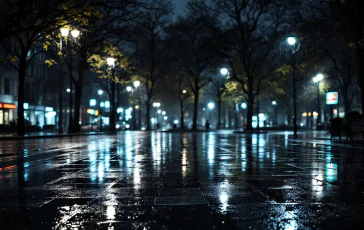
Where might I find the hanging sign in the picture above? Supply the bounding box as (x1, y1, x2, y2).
(326, 92, 338, 105)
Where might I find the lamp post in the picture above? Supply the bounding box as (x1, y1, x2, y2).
(179, 89, 188, 129)
(58, 28, 70, 134)
(153, 102, 161, 129)
(313, 73, 324, 129)
(241, 103, 247, 130)
(272, 101, 278, 126)
(133, 80, 141, 130)
(157, 109, 161, 129)
(207, 102, 215, 126)
(287, 36, 300, 137)
(218, 68, 229, 129)
(98, 90, 103, 131)
(106, 57, 116, 133)
(67, 29, 80, 133)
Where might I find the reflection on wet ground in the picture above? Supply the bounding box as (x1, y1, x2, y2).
(1, 131, 364, 229)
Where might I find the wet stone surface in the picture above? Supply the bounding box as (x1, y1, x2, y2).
(1, 131, 364, 229)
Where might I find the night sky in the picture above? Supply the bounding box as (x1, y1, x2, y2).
(173, 0, 187, 17)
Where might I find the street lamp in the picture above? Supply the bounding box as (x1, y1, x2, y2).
(240, 103, 248, 129)
(287, 36, 299, 137)
(207, 102, 215, 124)
(272, 101, 278, 126)
(66, 88, 71, 93)
(98, 89, 103, 95)
(100, 101, 105, 132)
(59, 27, 80, 134)
(133, 80, 140, 88)
(71, 29, 80, 40)
(153, 102, 161, 129)
(126, 86, 132, 92)
(313, 73, 324, 128)
(106, 57, 115, 68)
(132, 80, 141, 129)
(220, 68, 229, 76)
(182, 90, 187, 94)
(57, 28, 70, 134)
(106, 57, 116, 132)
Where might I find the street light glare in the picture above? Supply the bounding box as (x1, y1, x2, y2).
(182, 90, 187, 94)
(98, 90, 103, 95)
(272, 101, 277, 105)
(313, 73, 324, 82)
(71, 29, 80, 38)
(106, 57, 115, 68)
(220, 68, 229, 76)
(126, 86, 132, 92)
(134, 80, 141, 88)
(208, 102, 215, 110)
(66, 88, 71, 93)
(287, 37, 296, 46)
(241, 103, 247, 109)
(60, 28, 69, 37)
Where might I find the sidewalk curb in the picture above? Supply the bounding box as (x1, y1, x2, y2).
(0, 132, 114, 140)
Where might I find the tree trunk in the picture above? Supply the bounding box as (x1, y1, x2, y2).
(222, 105, 226, 128)
(58, 55, 64, 134)
(192, 91, 199, 130)
(357, 51, 364, 114)
(228, 108, 232, 128)
(17, 52, 27, 136)
(246, 93, 254, 131)
(73, 69, 84, 132)
(146, 99, 151, 130)
(180, 99, 185, 129)
(217, 94, 221, 129)
(342, 87, 352, 114)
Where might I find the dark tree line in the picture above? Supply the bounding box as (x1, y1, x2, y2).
(1, 0, 364, 134)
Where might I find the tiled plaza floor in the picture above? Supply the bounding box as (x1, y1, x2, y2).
(0, 131, 364, 229)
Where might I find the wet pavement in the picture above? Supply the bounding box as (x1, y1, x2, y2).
(1, 131, 364, 229)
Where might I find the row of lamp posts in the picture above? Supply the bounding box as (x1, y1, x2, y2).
(57, 31, 322, 134)
(59, 27, 80, 134)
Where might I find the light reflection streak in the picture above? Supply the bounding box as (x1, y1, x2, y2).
(98, 163, 104, 182)
(208, 134, 215, 165)
(182, 149, 187, 178)
(312, 173, 324, 198)
(325, 163, 338, 182)
(219, 181, 230, 212)
(106, 206, 116, 220)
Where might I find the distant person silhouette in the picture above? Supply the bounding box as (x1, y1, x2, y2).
(205, 120, 210, 130)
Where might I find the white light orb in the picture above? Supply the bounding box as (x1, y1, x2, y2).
(287, 37, 297, 46)
(208, 102, 215, 110)
(220, 68, 228, 76)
